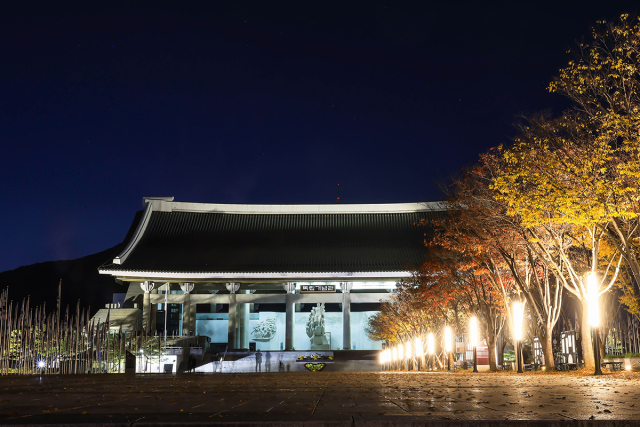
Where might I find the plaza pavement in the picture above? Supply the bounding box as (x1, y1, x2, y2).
(1, 371, 640, 426)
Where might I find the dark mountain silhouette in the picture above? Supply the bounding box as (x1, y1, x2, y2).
(0, 211, 142, 315)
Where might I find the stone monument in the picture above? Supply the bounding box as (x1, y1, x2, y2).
(306, 303, 330, 350)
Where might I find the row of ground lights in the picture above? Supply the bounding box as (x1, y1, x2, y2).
(380, 272, 621, 375)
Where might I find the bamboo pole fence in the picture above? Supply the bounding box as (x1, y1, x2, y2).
(0, 283, 164, 375)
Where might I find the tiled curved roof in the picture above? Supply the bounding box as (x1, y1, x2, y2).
(100, 207, 442, 274)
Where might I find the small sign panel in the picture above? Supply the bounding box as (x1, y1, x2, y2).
(476, 339, 490, 365)
(300, 284, 336, 293)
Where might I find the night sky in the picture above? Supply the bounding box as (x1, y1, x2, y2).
(1, 1, 638, 273)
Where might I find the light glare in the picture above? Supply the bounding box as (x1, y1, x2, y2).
(444, 326, 452, 352)
(427, 332, 435, 355)
(587, 273, 600, 327)
(513, 301, 524, 341)
(470, 317, 478, 347)
(415, 337, 423, 357)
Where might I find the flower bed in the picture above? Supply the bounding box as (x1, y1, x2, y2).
(303, 363, 326, 372)
(296, 354, 333, 362)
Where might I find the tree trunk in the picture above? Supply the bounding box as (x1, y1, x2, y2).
(496, 334, 504, 366)
(453, 305, 462, 337)
(543, 325, 555, 370)
(487, 331, 497, 372)
(599, 330, 606, 360)
(580, 302, 595, 370)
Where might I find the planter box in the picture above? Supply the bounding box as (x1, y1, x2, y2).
(296, 359, 334, 363)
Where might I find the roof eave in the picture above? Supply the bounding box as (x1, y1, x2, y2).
(98, 269, 412, 282)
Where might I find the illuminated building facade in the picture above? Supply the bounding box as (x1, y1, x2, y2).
(98, 197, 443, 351)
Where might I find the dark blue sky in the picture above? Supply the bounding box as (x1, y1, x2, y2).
(1, 1, 637, 272)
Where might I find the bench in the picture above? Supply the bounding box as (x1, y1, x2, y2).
(558, 362, 578, 371)
(601, 361, 623, 371)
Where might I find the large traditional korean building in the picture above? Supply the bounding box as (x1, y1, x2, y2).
(98, 197, 444, 351)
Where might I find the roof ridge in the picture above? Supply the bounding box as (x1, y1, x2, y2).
(144, 198, 446, 214)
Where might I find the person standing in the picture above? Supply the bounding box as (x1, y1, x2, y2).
(255, 349, 263, 372)
(265, 351, 271, 372)
(189, 353, 197, 372)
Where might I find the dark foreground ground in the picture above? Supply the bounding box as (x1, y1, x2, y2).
(1, 371, 640, 426)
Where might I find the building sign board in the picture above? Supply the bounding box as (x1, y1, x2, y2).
(476, 339, 490, 365)
(300, 285, 336, 293)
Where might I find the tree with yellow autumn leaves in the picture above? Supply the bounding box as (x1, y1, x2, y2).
(491, 15, 640, 370)
(371, 15, 640, 372)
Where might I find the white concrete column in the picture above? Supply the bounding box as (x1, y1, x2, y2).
(238, 290, 250, 349)
(341, 282, 353, 350)
(150, 288, 158, 332)
(180, 283, 195, 336)
(283, 282, 296, 350)
(226, 283, 240, 349)
(140, 281, 155, 333)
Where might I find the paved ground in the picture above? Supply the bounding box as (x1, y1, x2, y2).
(1, 371, 640, 426)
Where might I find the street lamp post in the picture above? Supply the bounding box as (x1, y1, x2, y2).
(513, 301, 525, 373)
(588, 273, 603, 375)
(427, 332, 435, 370)
(415, 337, 423, 371)
(392, 346, 398, 371)
(470, 317, 478, 373)
(444, 326, 452, 371)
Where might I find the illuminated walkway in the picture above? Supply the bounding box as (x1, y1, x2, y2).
(1, 371, 639, 425)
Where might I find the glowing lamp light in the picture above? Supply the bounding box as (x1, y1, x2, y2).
(415, 337, 423, 357)
(513, 301, 525, 341)
(405, 341, 412, 359)
(626, 365, 631, 371)
(427, 332, 435, 355)
(587, 273, 600, 327)
(37, 360, 46, 369)
(444, 326, 452, 353)
(392, 347, 397, 361)
(469, 317, 478, 347)
(380, 351, 385, 364)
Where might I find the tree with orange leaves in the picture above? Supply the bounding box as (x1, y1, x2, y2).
(438, 151, 565, 370)
(428, 218, 509, 372)
(364, 264, 462, 353)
